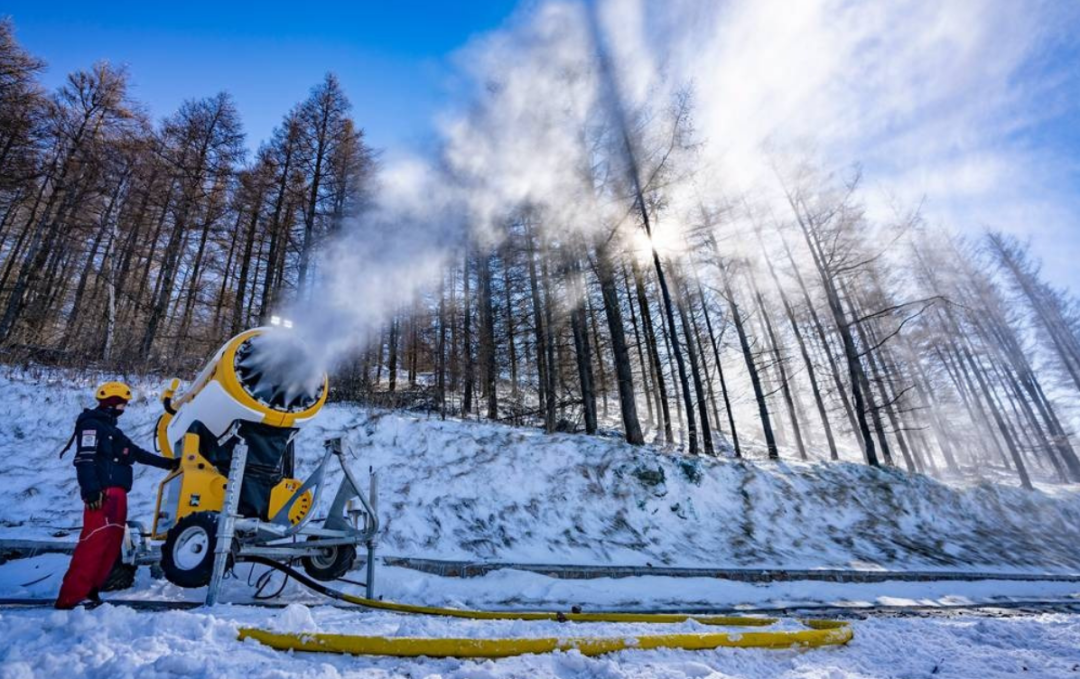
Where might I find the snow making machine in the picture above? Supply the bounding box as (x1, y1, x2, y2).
(149, 327, 379, 604)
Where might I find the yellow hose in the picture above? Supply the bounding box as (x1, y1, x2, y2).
(238, 620, 853, 658)
(335, 589, 780, 626)
(243, 556, 784, 627)
(235, 558, 854, 658)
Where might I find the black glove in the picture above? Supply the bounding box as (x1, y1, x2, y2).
(86, 491, 104, 511)
(170, 457, 182, 471)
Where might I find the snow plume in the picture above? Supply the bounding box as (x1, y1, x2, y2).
(281, 1, 611, 372)
(284, 157, 465, 372)
(282, 0, 1077, 370)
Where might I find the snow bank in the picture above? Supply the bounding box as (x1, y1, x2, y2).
(2, 369, 1079, 572)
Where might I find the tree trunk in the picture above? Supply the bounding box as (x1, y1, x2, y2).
(853, 313, 916, 472)
(675, 275, 713, 454)
(462, 250, 474, 414)
(232, 191, 263, 334)
(525, 223, 551, 431)
(631, 259, 673, 443)
(588, 295, 609, 420)
(720, 260, 777, 458)
(790, 210, 878, 466)
(905, 340, 961, 473)
(502, 251, 520, 407)
(622, 266, 654, 430)
(594, 243, 643, 444)
(697, 281, 740, 457)
(960, 344, 1032, 489)
(685, 280, 722, 448)
(751, 279, 806, 460)
(539, 236, 558, 431)
(758, 229, 838, 459)
(438, 273, 447, 419)
(388, 316, 399, 393)
(569, 255, 598, 434)
(479, 251, 498, 419)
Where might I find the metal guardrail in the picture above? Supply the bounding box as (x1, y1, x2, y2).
(381, 556, 1080, 583)
(0, 539, 161, 566)
(6, 540, 1080, 584)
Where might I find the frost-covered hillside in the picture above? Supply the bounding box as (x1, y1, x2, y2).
(2, 369, 1079, 572)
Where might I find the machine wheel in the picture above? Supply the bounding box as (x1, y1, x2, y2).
(161, 512, 231, 588)
(301, 538, 356, 582)
(101, 558, 136, 592)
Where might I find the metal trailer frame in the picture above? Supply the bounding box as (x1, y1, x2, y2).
(158, 435, 378, 606)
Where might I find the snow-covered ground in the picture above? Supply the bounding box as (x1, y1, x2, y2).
(3, 552, 1080, 678)
(2, 368, 1080, 677)
(3, 369, 1079, 571)
(1, 600, 1079, 678)
(2, 552, 1080, 679)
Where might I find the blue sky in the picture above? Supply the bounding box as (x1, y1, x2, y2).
(3, 1, 523, 154)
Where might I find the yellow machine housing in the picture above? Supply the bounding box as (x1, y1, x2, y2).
(155, 328, 327, 457)
(152, 328, 327, 539)
(153, 436, 315, 538)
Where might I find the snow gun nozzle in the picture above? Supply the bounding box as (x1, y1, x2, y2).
(233, 330, 326, 413)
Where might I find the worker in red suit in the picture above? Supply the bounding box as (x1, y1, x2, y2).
(56, 382, 177, 609)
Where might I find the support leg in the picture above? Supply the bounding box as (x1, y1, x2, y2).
(366, 468, 378, 599)
(206, 441, 248, 606)
(365, 539, 376, 599)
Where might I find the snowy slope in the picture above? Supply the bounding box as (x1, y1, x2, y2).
(3, 369, 1080, 679)
(2, 369, 1080, 572)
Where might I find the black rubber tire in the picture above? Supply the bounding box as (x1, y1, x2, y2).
(300, 538, 357, 582)
(161, 512, 231, 589)
(101, 559, 136, 592)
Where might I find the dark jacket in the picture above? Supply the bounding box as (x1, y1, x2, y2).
(73, 407, 173, 501)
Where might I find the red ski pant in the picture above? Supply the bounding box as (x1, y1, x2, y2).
(56, 487, 127, 609)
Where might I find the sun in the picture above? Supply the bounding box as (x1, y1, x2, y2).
(630, 221, 686, 263)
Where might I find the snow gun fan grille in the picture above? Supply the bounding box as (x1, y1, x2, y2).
(233, 334, 325, 413)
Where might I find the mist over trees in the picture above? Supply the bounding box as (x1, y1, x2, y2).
(2, 13, 1079, 490)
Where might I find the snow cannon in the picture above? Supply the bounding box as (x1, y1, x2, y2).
(152, 327, 327, 539)
(155, 327, 328, 459)
(149, 328, 379, 602)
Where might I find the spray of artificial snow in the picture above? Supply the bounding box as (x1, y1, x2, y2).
(234, 332, 325, 411)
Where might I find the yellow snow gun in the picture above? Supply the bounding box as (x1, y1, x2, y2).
(150, 327, 379, 603)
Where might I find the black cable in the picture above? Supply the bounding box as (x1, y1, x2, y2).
(246, 561, 290, 600)
(241, 556, 354, 603)
(336, 577, 369, 588)
(18, 573, 54, 588)
(254, 565, 289, 600)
